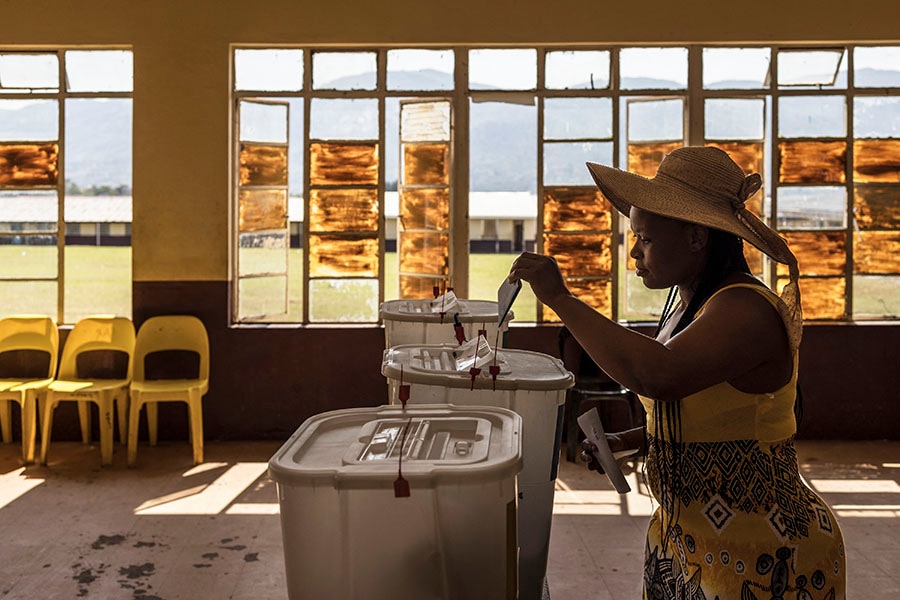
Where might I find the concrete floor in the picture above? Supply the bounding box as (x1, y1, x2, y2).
(1, 439, 898, 599)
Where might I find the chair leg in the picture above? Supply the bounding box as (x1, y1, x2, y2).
(127, 395, 142, 468)
(0, 399, 11, 444)
(148, 403, 158, 446)
(39, 398, 56, 465)
(188, 395, 203, 465)
(78, 401, 91, 444)
(22, 392, 37, 464)
(116, 395, 129, 445)
(98, 394, 114, 466)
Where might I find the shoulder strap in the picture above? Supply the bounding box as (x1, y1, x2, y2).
(696, 283, 781, 317)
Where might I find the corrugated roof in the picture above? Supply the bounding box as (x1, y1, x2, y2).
(0, 195, 132, 222)
(2, 192, 537, 222)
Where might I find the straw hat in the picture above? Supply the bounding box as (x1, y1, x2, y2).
(586, 146, 803, 350)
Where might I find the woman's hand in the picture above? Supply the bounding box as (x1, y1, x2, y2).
(507, 252, 572, 308)
(579, 432, 634, 474)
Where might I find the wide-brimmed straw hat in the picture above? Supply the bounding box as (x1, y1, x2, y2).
(586, 146, 803, 349)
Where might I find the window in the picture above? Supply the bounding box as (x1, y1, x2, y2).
(0, 49, 133, 323)
(232, 45, 900, 324)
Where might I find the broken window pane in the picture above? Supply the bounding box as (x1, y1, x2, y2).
(0, 100, 58, 141)
(778, 141, 846, 184)
(238, 231, 287, 276)
(402, 143, 449, 186)
(544, 142, 613, 186)
(543, 233, 612, 276)
(543, 187, 612, 231)
(777, 49, 846, 88)
(309, 142, 378, 186)
(309, 279, 378, 323)
(312, 51, 376, 90)
(545, 50, 610, 90)
(0, 280, 56, 315)
(469, 100, 535, 192)
(308, 234, 379, 277)
(778, 96, 845, 137)
(65, 50, 132, 92)
(469, 49, 537, 90)
(702, 48, 770, 90)
(781, 231, 846, 276)
(399, 232, 449, 275)
(620, 47, 687, 90)
(239, 143, 288, 186)
(627, 98, 683, 141)
(0, 53, 58, 91)
(0, 143, 59, 187)
(705, 99, 765, 140)
(387, 49, 454, 91)
(239, 189, 288, 232)
(237, 275, 289, 320)
(628, 141, 682, 177)
(309, 188, 379, 232)
(853, 46, 900, 88)
(240, 101, 288, 143)
(544, 98, 613, 140)
(854, 185, 900, 230)
(853, 139, 900, 183)
(0, 237, 56, 278)
(399, 188, 449, 230)
(66, 98, 132, 193)
(0, 190, 56, 232)
(309, 98, 378, 140)
(854, 97, 900, 137)
(777, 186, 846, 229)
(234, 49, 303, 92)
(854, 230, 900, 274)
(853, 275, 900, 318)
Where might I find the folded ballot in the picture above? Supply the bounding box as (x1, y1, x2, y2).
(576, 407, 636, 494)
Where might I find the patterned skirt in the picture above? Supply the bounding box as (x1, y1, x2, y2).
(642, 437, 846, 600)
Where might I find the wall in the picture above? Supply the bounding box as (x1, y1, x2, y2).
(4, 0, 899, 442)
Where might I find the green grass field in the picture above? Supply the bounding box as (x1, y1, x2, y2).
(3, 246, 898, 323)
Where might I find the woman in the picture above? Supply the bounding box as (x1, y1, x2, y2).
(509, 147, 845, 599)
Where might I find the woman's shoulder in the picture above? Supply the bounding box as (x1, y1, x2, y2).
(708, 274, 779, 306)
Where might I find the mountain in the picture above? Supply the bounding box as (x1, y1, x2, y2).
(3, 67, 899, 192)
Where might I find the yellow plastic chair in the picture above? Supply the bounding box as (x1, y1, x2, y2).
(127, 315, 209, 467)
(0, 315, 59, 463)
(40, 316, 135, 466)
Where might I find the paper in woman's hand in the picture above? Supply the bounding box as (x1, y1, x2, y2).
(577, 407, 634, 494)
(497, 278, 521, 327)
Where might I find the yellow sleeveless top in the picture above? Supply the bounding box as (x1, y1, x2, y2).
(640, 283, 798, 443)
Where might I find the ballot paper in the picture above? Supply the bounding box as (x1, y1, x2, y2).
(497, 278, 521, 327)
(453, 335, 495, 371)
(576, 407, 636, 494)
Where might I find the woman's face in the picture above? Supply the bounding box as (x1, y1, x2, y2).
(628, 207, 704, 290)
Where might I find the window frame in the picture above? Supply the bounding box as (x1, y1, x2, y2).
(230, 43, 900, 325)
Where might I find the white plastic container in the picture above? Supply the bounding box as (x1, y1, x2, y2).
(269, 404, 523, 600)
(381, 295, 513, 348)
(381, 344, 574, 600)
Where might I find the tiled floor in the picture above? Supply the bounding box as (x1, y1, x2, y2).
(1, 439, 898, 599)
